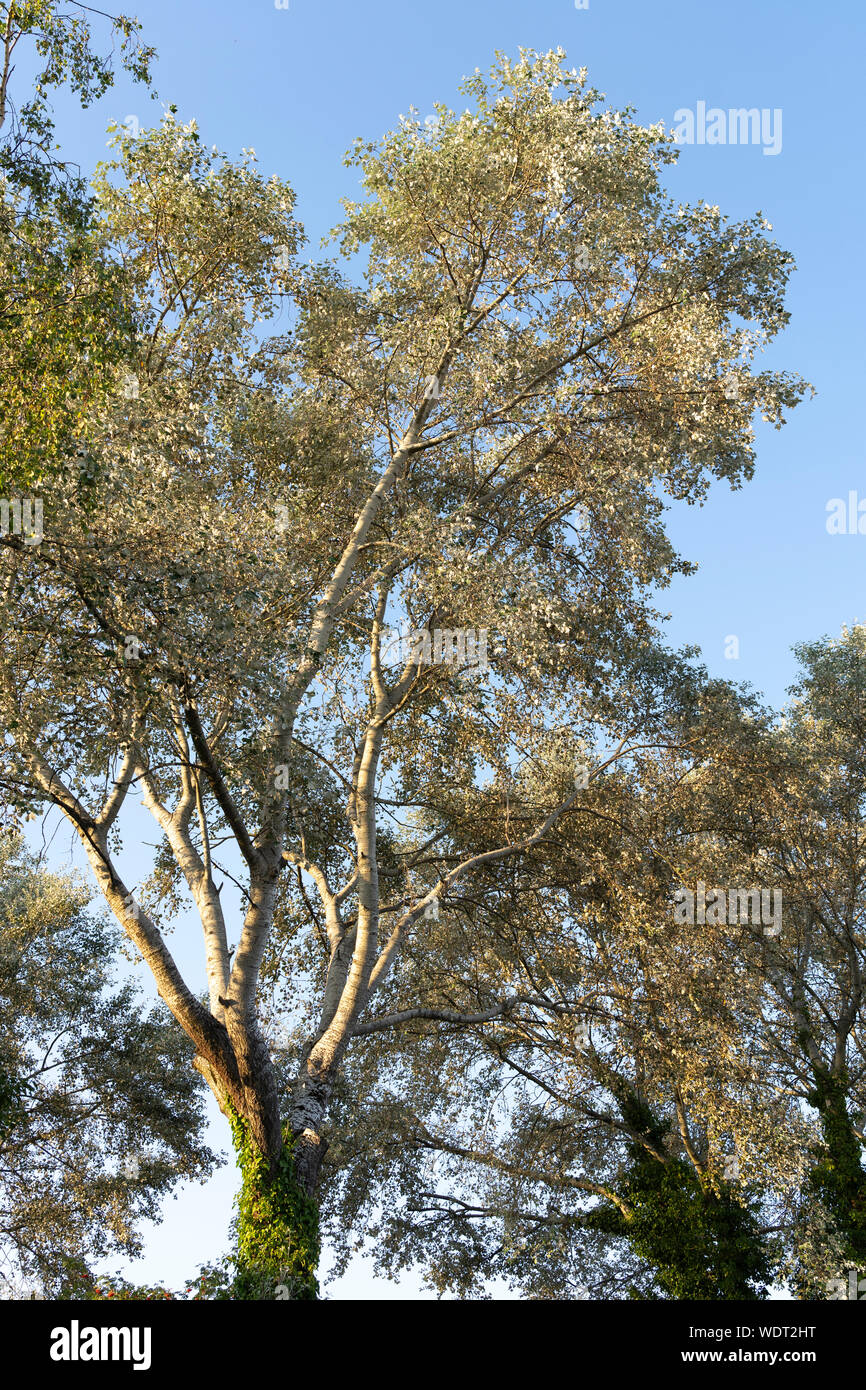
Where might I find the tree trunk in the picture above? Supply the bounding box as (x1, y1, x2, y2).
(808, 1071, 866, 1267)
(196, 1046, 323, 1300)
(228, 1108, 320, 1301)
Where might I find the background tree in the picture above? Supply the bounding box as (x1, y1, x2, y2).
(350, 631, 866, 1302)
(318, 673, 800, 1299)
(617, 629, 866, 1298)
(707, 629, 866, 1297)
(0, 0, 155, 492)
(0, 835, 215, 1298)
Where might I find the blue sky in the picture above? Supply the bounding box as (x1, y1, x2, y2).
(23, 0, 865, 1297)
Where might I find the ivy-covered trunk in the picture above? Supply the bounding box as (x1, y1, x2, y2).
(588, 1101, 771, 1300)
(228, 1111, 321, 1301)
(808, 1071, 866, 1266)
(610, 1151, 770, 1300)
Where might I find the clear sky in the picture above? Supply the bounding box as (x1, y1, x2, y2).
(26, 0, 865, 1297)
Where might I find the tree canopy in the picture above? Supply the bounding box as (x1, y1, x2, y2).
(0, 39, 839, 1302)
